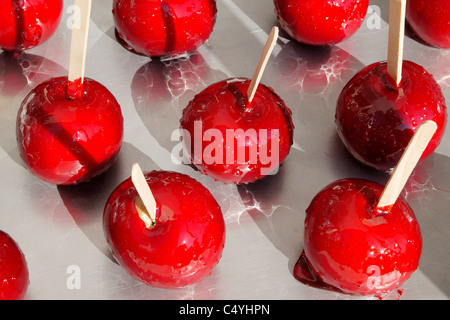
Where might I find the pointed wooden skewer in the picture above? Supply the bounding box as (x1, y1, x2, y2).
(131, 163, 157, 228)
(247, 26, 279, 104)
(67, 0, 92, 99)
(376, 120, 438, 213)
(387, 0, 407, 87)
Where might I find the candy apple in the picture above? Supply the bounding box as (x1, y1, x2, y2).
(296, 178, 422, 295)
(103, 170, 226, 289)
(180, 77, 294, 184)
(336, 60, 447, 172)
(406, 0, 450, 49)
(16, 76, 124, 185)
(0, 0, 63, 52)
(273, 0, 369, 46)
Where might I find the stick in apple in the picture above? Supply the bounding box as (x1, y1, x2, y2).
(131, 163, 157, 228)
(247, 26, 279, 104)
(387, 0, 407, 87)
(376, 120, 438, 214)
(67, 0, 92, 99)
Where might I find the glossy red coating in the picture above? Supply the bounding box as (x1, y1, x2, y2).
(336, 60, 447, 172)
(0, 0, 63, 52)
(112, 0, 217, 57)
(0, 230, 29, 300)
(406, 0, 450, 49)
(103, 170, 226, 289)
(273, 0, 369, 46)
(180, 78, 294, 184)
(16, 77, 124, 185)
(298, 178, 422, 296)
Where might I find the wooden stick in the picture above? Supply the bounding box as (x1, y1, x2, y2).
(68, 0, 92, 84)
(387, 0, 406, 87)
(247, 26, 279, 103)
(376, 120, 437, 212)
(131, 163, 157, 228)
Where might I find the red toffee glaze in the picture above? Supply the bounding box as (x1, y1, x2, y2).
(273, 0, 369, 46)
(180, 78, 294, 184)
(296, 178, 422, 296)
(406, 0, 450, 49)
(336, 60, 447, 172)
(16, 76, 124, 185)
(113, 0, 217, 57)
(103, 170, 226, 289)
(0, 231, 29, 300)
(0, 0, 63, 52)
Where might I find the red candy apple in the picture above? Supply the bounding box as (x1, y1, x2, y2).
(273, 0, 369, 46)
(16, 76, 124, 185)
(103, 170, 225, 289)
(0, 0, 63, 52)
(0, 230, 30, 300)
(406, 0, 450, 49)
(180, 78, 294, 184)
(113, 0, 217, 57)
(336, 60, 447, 172)
(295, 178, 422, 296)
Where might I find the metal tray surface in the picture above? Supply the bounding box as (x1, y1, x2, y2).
(0, 0, 449, 300)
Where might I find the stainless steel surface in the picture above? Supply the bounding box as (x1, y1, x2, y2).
(1, 0, 449, 300)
